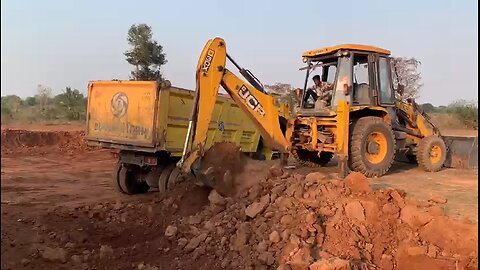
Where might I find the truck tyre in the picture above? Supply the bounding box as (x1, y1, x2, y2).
(349, 116, 396, 178)
(112, 162, 126, 194)
(417, 135, 446, 172)
(118, 165, 149, 195)
(167, 167, 182, 190)
(158, 165, 174, 193)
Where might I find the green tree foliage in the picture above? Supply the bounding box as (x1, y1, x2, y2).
(420, 103, 435, 113)
(54, 87, 87, 120)
(446, 99, 478, 129)
(124, 24, 167, 81)
(25, 96, 37, 106)
(1, 95, 22, 113)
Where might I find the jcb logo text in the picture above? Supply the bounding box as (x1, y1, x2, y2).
(238, 85, 265, 117)
(201, 49, 215, 73)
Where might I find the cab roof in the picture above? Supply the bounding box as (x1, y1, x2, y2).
(302, 44, 391, 58)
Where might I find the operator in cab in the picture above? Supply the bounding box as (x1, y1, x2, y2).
(302, 75, 334, 109)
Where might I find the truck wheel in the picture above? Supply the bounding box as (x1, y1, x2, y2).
(118, 165, 149, 195)
(167, 167, 182, 190)
(349, 116, 396, 178)
(417, 135, 446, 172)
(112, 163, 126, 194)
(158, 165, 174, 193)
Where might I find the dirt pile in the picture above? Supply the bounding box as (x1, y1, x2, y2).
(1, 129, 92, 155)
(165, 169, 478, 269)
(6, 168, 477, 270)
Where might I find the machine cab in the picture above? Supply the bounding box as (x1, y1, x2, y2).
(298, 44, 396, 115)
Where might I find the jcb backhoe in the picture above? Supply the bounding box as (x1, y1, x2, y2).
(178, 37, 476, 185)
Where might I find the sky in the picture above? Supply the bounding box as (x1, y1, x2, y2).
(1, 0, 478, 106)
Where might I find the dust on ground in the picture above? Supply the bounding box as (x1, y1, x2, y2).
(1, 126, 478, 270)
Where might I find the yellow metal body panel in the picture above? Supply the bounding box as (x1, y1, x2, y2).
(302, 44, 391, 58)
(221, 70, 290, 152)
(86, 81, 158, 146)
(86, 81, 263, 157)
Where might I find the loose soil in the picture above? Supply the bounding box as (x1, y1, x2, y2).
(1, 127, 478, 270)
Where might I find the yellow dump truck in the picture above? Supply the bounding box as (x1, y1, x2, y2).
(85, 80, 290, 194)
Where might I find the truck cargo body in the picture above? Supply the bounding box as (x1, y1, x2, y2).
(85, 80, 263, 157)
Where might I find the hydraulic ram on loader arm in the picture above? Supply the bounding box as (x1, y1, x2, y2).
(177, 37, 290, 185)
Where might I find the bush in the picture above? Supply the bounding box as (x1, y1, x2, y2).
(446, 100, 478, 130)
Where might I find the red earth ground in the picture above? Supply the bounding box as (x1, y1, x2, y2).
(1, 125, 478, 270)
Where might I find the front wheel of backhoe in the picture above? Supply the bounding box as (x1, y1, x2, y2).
(416, 135, 446, 172)
(349, 117, 396, 178)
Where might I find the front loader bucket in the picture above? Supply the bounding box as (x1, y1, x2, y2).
(443, 135, 478, 169)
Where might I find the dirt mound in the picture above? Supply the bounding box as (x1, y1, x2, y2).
(1, 129, 92, 155)
(164, 169, 478, 269)
(11, 168, 476, 270)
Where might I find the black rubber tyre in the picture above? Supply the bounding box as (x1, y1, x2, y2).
(112, 162, 126, 194)
(349, 116, 396, 178)
(167, 167, 182, 190)
(294, 149, 333, 167)
(417, 135, 446, 172)
(158, 164, 175, 193)
(118, 165, 150, 195)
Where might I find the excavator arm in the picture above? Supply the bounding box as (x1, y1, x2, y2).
(178, 37, 289, 180)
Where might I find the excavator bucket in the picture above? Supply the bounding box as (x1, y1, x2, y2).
(443, 135, 478, 169)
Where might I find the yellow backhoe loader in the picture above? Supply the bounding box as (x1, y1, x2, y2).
(178, 37, 477, 185)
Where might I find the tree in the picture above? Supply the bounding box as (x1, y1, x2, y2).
(446, 99, 478, 129)
(265, 83, 297, 113)
(25, 96, 37, 106)
(36, 84, 52, 111)
(420, 103, 435, 113)
(54, 87, 86, 120)
(124, 24, 167, 81)
(1, 95, 23, 119)
(391, 57, 423, 100)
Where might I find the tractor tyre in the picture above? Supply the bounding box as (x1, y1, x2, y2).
(349, 116, 396, 178)
(417, 135, 446, 172)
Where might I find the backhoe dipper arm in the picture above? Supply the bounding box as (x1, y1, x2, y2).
(179, 37, 289, 176)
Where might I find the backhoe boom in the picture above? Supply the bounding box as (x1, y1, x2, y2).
(178, 37, 289, 178)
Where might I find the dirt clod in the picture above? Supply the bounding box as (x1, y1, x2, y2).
(41, 246, 67, 263)
(165, 225, 178, 237)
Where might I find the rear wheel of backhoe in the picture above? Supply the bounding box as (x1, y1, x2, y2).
(117, 164, 150, 195)
(417, 135, 446, 172)
(293, 149, 333, 167)
(349, 116, 396, 178)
